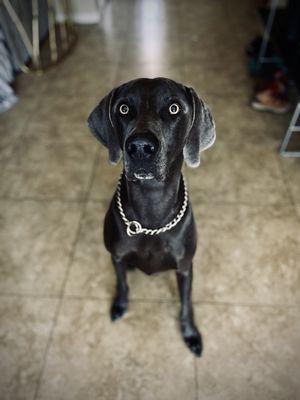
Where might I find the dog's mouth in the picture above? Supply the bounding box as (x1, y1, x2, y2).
(124, 155, 166, 182)
(133, 169, 154, 180)
(124, 167, 162, 182)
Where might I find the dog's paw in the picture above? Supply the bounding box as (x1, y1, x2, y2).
(110, 300, 128, 322)
(183, 331, 203, 357)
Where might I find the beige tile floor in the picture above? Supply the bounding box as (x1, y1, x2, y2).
(1, 0, 300, 399)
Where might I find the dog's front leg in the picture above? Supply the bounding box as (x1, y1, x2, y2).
(176, 265, 202, 357)
(110, 256, 129, 322)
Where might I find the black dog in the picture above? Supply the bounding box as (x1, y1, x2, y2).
(88, 78, 215, 356)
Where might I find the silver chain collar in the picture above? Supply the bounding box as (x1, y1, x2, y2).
(116, 175, 189, 236)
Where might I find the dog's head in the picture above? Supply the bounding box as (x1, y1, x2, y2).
(88, 78, 215, 181)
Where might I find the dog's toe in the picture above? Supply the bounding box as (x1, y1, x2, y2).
(110, 301, 128, 322)
(184, 332, 203, 357)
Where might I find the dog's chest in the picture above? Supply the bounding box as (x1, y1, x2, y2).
(123, 236, 181, 275)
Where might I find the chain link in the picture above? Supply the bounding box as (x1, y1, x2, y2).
(116, 175, 188, 236)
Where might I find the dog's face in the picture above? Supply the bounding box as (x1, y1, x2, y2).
(88, 78, 215, 181)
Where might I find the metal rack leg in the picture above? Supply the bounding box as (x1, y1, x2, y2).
(258, 0, 279, 65)
(59, 0, 69, 50)
(32, 0, 41, 70)
(3, 0, 33, 71)
(280, 103, 300, 157)
(48, 0, 58, 63)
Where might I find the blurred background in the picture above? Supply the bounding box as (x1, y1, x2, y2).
(0, 0, 300, 399)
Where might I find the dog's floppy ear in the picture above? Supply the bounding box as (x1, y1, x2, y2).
(87, 88, 122, 165)
(183, 87, 216, 167)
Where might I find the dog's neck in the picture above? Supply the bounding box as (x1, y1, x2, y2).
(121, 165, 184, 228)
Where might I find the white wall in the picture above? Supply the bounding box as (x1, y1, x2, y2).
(56, 0, 103, 24)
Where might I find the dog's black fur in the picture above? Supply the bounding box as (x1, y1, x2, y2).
(88, 78, 215, 356)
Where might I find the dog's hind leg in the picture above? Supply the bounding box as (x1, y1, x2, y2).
(176, 265, 203, 357)
(110, 256, 129, 322)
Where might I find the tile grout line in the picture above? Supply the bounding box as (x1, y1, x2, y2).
(0, 292, 299, 309)
(0, 197, 294, 207)
(0, 195, 292, 207)
(0, 293, 300, 309)
(194, 357, 199, 400)
(32, 151, 99, 400)
(278, 159, 300, 222)
(0, 196, 92, 203)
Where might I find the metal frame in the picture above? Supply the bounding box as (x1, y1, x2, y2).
(2, 0, 76, 71)
(2, 0, 32, 72)
(280, 103, 300, 157)
(257, 0, 279, 65)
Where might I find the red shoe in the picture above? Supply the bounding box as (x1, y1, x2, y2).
(251, 87, 290, 114)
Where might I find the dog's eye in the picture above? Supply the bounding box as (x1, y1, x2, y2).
(169, 103, 180, 115)
(119, 104, 129, 115)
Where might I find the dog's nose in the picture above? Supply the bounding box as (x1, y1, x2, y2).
(125, 133, 159, 160)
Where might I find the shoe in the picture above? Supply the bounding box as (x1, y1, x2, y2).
(251, 89, 290, 114)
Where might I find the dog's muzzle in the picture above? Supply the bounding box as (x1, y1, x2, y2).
(124, 131, 160, 180)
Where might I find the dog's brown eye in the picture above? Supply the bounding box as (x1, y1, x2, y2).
(119, 104, 129, 115)
(169, 103, 180, 115)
